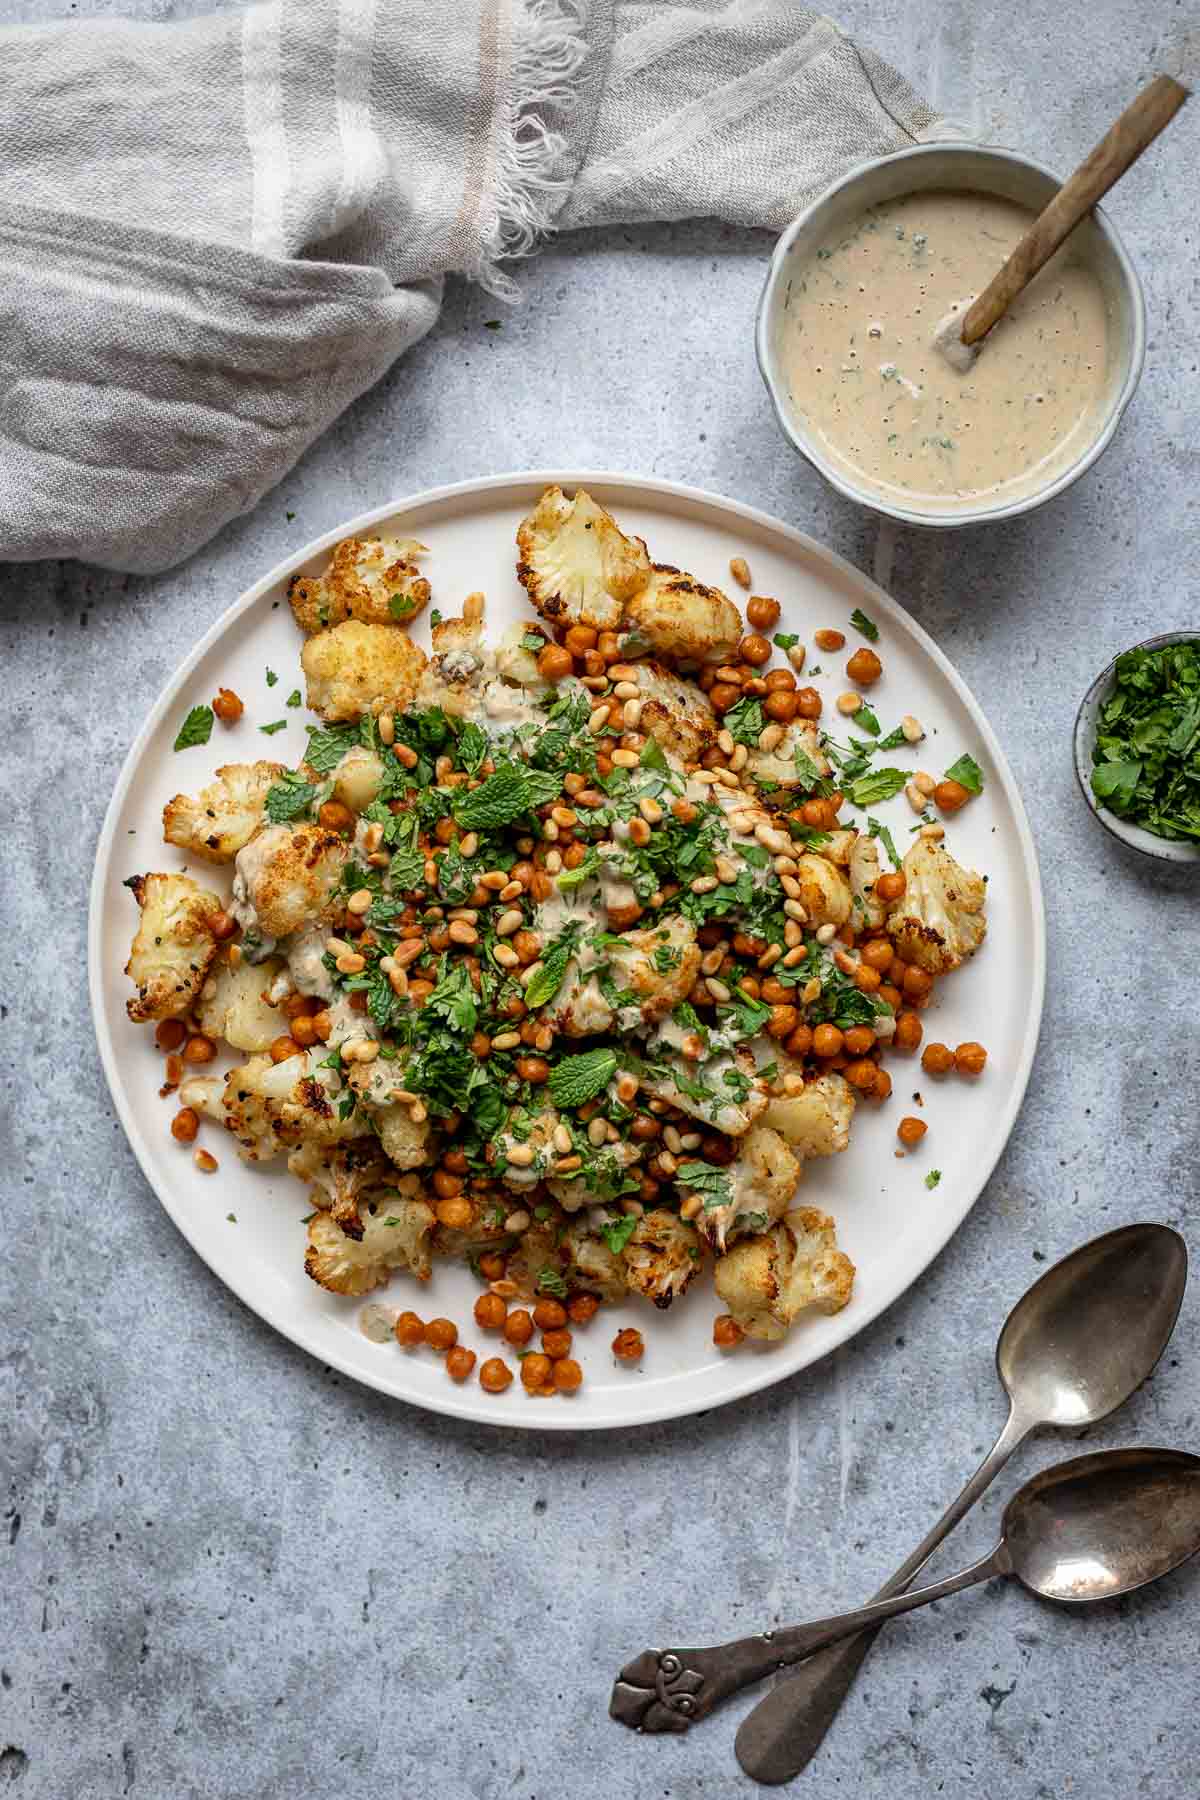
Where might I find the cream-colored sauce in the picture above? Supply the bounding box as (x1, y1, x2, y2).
(780, 189, 1112, 510)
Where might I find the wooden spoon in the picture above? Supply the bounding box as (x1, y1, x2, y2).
(933, 74, 1188, 370)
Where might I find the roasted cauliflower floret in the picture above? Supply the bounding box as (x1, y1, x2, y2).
(516, 485, 650, 631)
(606, 917, 701, 1024)
(561, 1220, 630, 1303)
(288, 533, 430, 636)
(162, 761, 284, 864)
(493, 1108, 563, 1189)
(714, 1206, 855, 1340)
(638, 1031, 767, 1137)
(887, 838, 988, 974)
(304, 1186, 435, 1296)
(622, 1208, 704, 1310)
(413, 590, 488, 717)
(793, 852, 853, 928)
(548, 1140, 641, 1213)
(232, 823, 350, 941)
(743, 721, 829, 789)
(848, 832, 886, 930)
(222, 1051, 367, 1162)
(196, 952, 285, 1052)
(761, 1071, 855, 1158)
(301, 618, 427, 722)
(690, 1126, 802, 1253)
(347, 1057, 435, 1171)
(635, 662, 718, 764)
(287, 1141, 393, 1237)
(331, 745, 385, 814)
(623, 564, 742, 666)
(124, 872, 222, 1023)
(504, 1221, 569, 1303)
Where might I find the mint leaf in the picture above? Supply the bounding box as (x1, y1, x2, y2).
(773, 632, 800, 652)
(675, 1160, 733, 1211)
(523, 928, 580, 1010)
(548, 1048, 618, 1109)
(456, 721, 489, 777)
(453, 764, 532, 831)
(640, 737, 669, 774)
(925, 1169, 942, 1190)
(260, 719, 288, 736)
(305, 723, 361, 772)
(173, 704, 214, 752)
(724, 696, 764, 747)
(794, 748, 833, 796)
(600, 1215, 639, 1255)
(265, 773, 318, 824)
(944, 753, 983, 794)
(286, 689, 302, 708)
(425, 960, 477, 1034)
(875, 723, 907, 751)
(847, 767, 908, 808)
(855, 705, 881, 736)
(265, 669, 278, 687)
(850, 608, 879, 642)
(536, 1266, 568, 1297)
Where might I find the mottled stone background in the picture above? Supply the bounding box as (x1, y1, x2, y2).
(3, 2, 1199, 1795)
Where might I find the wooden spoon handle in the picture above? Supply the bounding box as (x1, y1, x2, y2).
(962, 74, 1189, 345)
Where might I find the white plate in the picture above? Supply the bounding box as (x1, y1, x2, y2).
(89, 471, 1045, 1430)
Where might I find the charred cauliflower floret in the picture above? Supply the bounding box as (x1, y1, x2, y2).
(494, 1108, 563, 1190)
(635, 662, 718, 764)
(162, 761, 284, 864)
(124, 872, 222, 1023)
(561, 1220, 630, 1303)
(638, 1030, 767, 1137)
(222, 1051, 367, 1162)
(691, 1126, 803, 1252)
(606, 917, 701, 1024)
(714, 1207, 855, 1340)
(761, 1071, 856, 1158)
(623, 564, 742, 666)
(848, 833, 886, 930)
(288, 533, 430, 636)
(548, 1140, 642, 1213)
(622, 1208, 704, 1310)
(346, 1057, 434, 1171)
(304, 1187, 435, 1296)
(504, 1221, 569, 1303)
(743, 721, 829, 789)
(300, 618, 427, 722)
(287, 1141, 393, 1237)
(793, 853, 853, 929)
(196, 952, 286, 1052)
(516, 485, 650, 632)
(413, 590, 488, 717)
(887, 838, 988, 974)
(232, 823, 350, 941)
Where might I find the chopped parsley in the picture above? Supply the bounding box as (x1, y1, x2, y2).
(286, 689, 302, 708)
(925, 1169, 942, 1190)
(265, 668, 278, 687)
(850, 608, 880, 642)
(259, 719, 289, 735)
(724, 695, 765, 747)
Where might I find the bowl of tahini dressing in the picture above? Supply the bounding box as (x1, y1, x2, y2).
(757, 144, 1145, 527)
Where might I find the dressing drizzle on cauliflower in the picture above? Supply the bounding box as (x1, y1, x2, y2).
(127, 486, 992, 1368)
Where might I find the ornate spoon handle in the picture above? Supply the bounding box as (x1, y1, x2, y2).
(610, 1545, 1008, 1733)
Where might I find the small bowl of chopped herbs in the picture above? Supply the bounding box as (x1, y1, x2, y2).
(1074, 632, 1200, 863)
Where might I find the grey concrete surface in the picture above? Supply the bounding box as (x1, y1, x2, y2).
(4, 3, 1200, 1797)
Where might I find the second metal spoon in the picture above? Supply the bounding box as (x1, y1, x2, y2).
(733, 1221, 1186, 1782)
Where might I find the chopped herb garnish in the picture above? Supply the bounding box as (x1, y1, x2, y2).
(850, 608, 880, 642)
(944, 753, 984, 795)
(286, 689, 302, 708)
(847, 767, 909, 808)
(773, 632, 800, 652)
(173, 704, 214, 752)
(548, 1048, 618, 1110)
(925, 1169, 942, 1191)
(265, 668, 278, 687)
(600, 1215, 639, 1256)
(259, 719, 288, 735)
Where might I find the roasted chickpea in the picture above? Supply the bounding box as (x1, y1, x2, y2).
(902, 965, 934, 999)
(424, 1317, 458, 1352)
(898, 1117, 928, 1147)
(517, 1352, 551, 1392)
(183, 1034, 217, 1064)
(515, 1055, 550, 1085)
(746, 596, 781, 631)
(564, 625, 598, 656)
(394, 1311, 425, 1348)
(760, 977, 791, 1005)
(540, 1329, 572, 1363)
(784, 1023, 814, 1058)
(708, 682, 741, 714)
(844, 1057, 880, 1091)
(435, 1196, 473, 1231)
(921, 1041, 954, 1074)
(766, 1004, 799, 1040)
(814, 628, 845, 651)
(713, 1313, 745, 1349)
(739, 633, 772, 666)
(477, 1252, 507, 1283)
(473, 1293, 508, 1331)
(872, 1068, 893, 1101)
(311, 1009, 333, 1042)
(893, 1011, 923, 1052)
(289, 1014, 318, 1048)
(629, 1113, 661, 1142)
(843, 1025, 877, 1056)
(318, 800, 354, 833)
(854, 963, 882, 994)
(537, 643, 574, 683)
(812, 1023, 844, 1058)
(955, 1041, 988, 1075)
(269, 1034, 302, 1064)
(612, 1327, 645, 1362)
(798, 798, 832, 830)
(155, 1019, 187, 1053)
(763, 668, 797, 692)
(846, 647, 883, 686)
(878, 983, 903, 1012)
(504, 1309, 535, 1347)
(874, 872, 906, 905)
(170, 1107, 199, 1144)
(532, 1298, 568, 1331)
(596, 631, 622, 663)
(795, 686, 823, 720)
(935, 779, 971, 813)
(446, 1346, 476, 1383)
(209, 910, 237, 941)
(764, 689, 799, 723)
(479, 1357, 514, 1394)
(553, 1358, 583, 1393)
(568, 1293, 600, 1326)
(861, 939, 894, 972)
(212, 687, 244, 723)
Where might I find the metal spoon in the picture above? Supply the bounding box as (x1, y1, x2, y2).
(608, 1223, 1186, 1750)
(734, 1221, 1186, 1783)
(611, 1446, 1200, 1731)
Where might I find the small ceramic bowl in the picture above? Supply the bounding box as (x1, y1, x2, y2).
(1074, 631, 1200, 864)
(756, 142, 1146, 529)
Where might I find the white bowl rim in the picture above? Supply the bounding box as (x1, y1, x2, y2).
(1073, 629, 1200, 864)
(755, 141, 1147, 529)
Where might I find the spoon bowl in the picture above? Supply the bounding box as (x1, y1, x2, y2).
(1005, 1447, 1200, 1604)
(997, 1223, 1188, 1429)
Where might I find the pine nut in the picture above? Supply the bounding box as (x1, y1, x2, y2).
(788, 645, 807, 673)
(757, 944, 782, 969)
(717, 728, 735, 756)
(714, 856, 739, 885)
(700, 947, 726, 975)
(610, 748, 639, 768)
(663, 1124, 684, 1154)
(692, 770, 719, 786)
(551, 1124, 572, 1155)
(346, 889, 373, 916)
(782, 945, 806, 967)
(780, 875, 801, 899)
(498, 880, 524, 902)
(424, 859, 438, 886)
(336, 953, 366, 974)
(367, 852, 390, 869)
(545, 849, 563, 874)
(816, 922, 837, 944)
(325, 936, 353, 958)
(481, 870, 509, 891)
(492, 945, 519, 969)
(408, 1101, 427, 1124)
(363, 822, 384, 851)
(914, 770, 936, 796)
(378, 712, 395, 745)
(581, 675, 610, 692)
(489, 1278, 518, 1298)
(705, 978, 731, 1003)
(519, 960, 545, 988)
(448, 920, 478, 946)
(393, 743, 419, 769)
(679, 1193, 703, 1221)
(656, 1150, 678, 1176)
(730, 745, 748, 772)
(783, 919, 803, 947)
(615, 1074, 639, 1105)
(691, 875, 719, 894)
(623, 699, 643, 729)
(613, 681, 640, 700)
(836, 692, 863, 716)
(628, 817, 651, 847)
(393, 939, 424, 968)
(388, 968, 409, 999)
(356, 1040, 380, 1062)
(504, 1211, 531, 1234)
(194, 1149, 219, 1173)
(757, 723, 785, 752)
(458, 832, 478, 859)
(588, 1116, 608, 1147)
(902, 715, 924, 743)
(802, 977, 823, 1004)
(588, 706, 610, 734)
(679, 1132, 702, 1151)
(491, 1030, 521, 1050)
(555, 1155, 582, 1175)
(905, 782, 927, 813)
(496, 909, 524, 937)
(920, 822, 946, 841)
(729, 811, 757, 835)
(638, 796, 663, 824)
(506, 1143, 534, 1167)
(716, 769, 740, 788)
(729, 556, 751, 589)
(608, 664, 640, 682)
(755, 823, 790, 854)
(773, 855, 798, 875)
